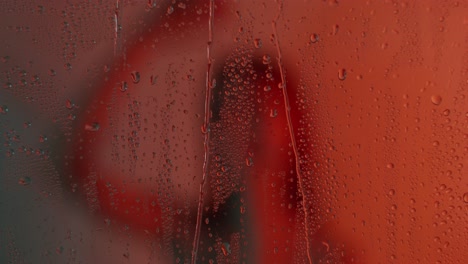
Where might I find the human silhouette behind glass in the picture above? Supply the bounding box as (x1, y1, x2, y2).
(67, 1, 361, 263)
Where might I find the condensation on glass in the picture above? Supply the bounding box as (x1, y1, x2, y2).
(0, 1, 466, 263)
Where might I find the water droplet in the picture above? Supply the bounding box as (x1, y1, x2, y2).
(431, 95, 442, 105)
(64, 63, 72, 70)
(262, 55, 271, 65)
(264, 85, 271, 92)
(240, 205, 246, 214)
(85, 122, 100, 132)
(31, 75, 39, 82)
(6, 149, 15, 157)
(65, 99, 74, 109)
(221, 243, 231, 256)
(270, 109, 278, 118)
(386, 163, 395, 169)
(254, 38, 262, 48)
(150, 75, 158, 85)
(322, 241, 330, 252)
(18, 177, 32, 185)
(338, 68, 347, 81)
(333, 24, 340, 35)
(56, 246, 64, 254)
(18, 70, 27, 77)
(147, 0, 156, 9)
(245, 157, 254, 167)
(201, 125, 209, 134)
(310, 33, 319, 43)
(0, 105, 8, 114)
(131, 71, 140, 84)
(167, 6, 174, 15)
(120, 81, 128, 92)
(48, 69, 56, 76)
(39, 135, 47, 143)
(463, 193, 468, 203)
(1, 56, 10, 63)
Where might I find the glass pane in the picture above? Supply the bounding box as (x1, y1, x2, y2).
(1, 1, 466, 263)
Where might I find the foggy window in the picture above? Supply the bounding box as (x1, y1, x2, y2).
(1, 1, 466, 263)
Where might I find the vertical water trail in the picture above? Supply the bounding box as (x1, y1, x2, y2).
(271, 1, 313, 263)
(191, 0, 215, 263)
(114, 0, 121, 56)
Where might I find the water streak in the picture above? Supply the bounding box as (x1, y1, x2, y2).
(191, 0, 215, 263)
(272, 1, 313, 263)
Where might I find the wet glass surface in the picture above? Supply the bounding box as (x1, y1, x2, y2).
(1, 1, 467, 263)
